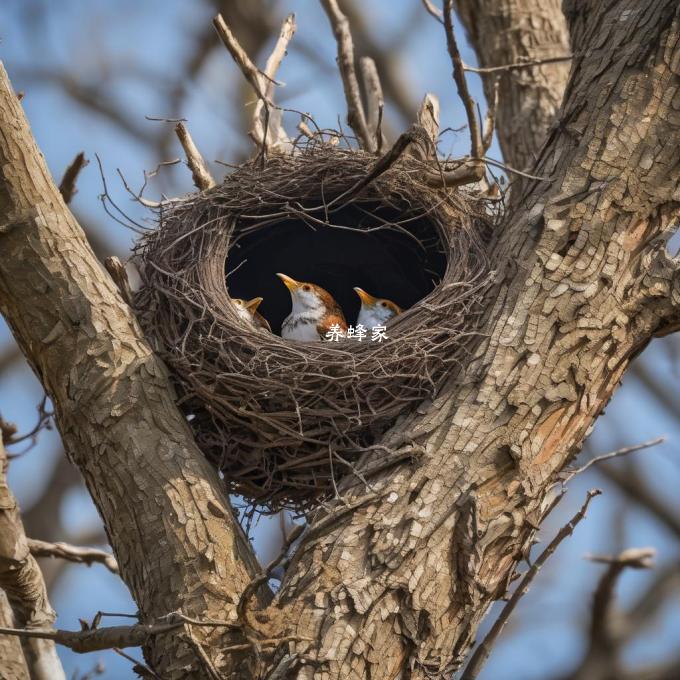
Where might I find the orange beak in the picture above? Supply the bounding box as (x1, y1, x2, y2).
(277, 273, 302, 292)
(245, 296, 263, 312)
(353, 287, 378, 306)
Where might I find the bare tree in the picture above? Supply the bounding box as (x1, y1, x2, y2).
(1, 1, 679, 678)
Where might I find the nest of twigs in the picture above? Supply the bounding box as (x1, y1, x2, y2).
(134, 143, 494, 512)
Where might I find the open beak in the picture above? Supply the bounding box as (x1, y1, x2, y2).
(353, 287, 378, 306)
(277, 273, 301, 292)
(245, 296, 263, 312)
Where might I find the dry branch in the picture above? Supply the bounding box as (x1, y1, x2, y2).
(0, 438, 66, 680)
(58, 151, 88, 205)
(360, 56, 384, 151)
(463, 55, 573, 74)
(460, 489, 602, 680)
(320, 0, 374, 151)
(27, 539, 119, 575)
(175, 122, 216, 191)
(442, 0, 482, 159)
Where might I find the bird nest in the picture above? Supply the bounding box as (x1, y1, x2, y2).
(133, 144, 494, 512)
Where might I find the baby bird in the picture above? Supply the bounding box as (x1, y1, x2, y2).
(354, 287, 402, 328)
(233, 297, 271, 331)
(277, 273, 348, 341)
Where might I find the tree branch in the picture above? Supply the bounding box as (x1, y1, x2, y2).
(320, 0, 374, 151)
(175, 122, 216, 191)
(0, 61, 263, 678)
(0, 438, 66, 680)
(27, 539, 119, 575)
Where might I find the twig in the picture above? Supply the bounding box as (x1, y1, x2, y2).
(421, 0, 444, 24)
(481, 77, 499, 154)
(4, 394, 53, 449)
(586, 548, 655, 649)
(212, 15, 269, 102)
(563, 436, 665, 484)
(360, 57, 384, 151)
(112, 648, 162, 680)
(237, 524, 305, 625)
(58, 152, 88, 205)
(460, 489, 602, 680)
(320, 0, 374, 151)
(252, 13, 296, 153)
(0, 622, 183, 654)
(463, 55, 573, 74)
(175, 122, 216, 191)
(144, 115, 187, 123)
(27, 538, 119, 575)
(442, 0, 482, 158)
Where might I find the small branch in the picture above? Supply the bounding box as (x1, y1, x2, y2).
(27, 538, 119, 575)
(360, 57, 384, 151)
(212, 14, 269, 102)
(463, 55, 573, 74)
(421, 0, 444, 24)
(0, 622, 182, 654)
(460, 489, 602, 680)
(174, 122, 216, 191)
(563, 436, 665, 483)
(586, 548, 655, 649)
(481, 77, 499, 154)
(252, 13, 296, 153)
(58, 152, 88, 205)
(320, 0, 374, 151)
(443, 0, 482, 158)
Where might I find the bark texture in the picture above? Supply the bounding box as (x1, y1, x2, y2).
(0, 63, 262, 677)
(255, 2, 680, 677)
(0, 589, 30, 679)
(0, 437, 65, 680)
(455, 0, 571, 172)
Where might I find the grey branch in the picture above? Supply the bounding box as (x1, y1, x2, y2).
(320, 0, 374, 151)
(27, 538, 119, 575)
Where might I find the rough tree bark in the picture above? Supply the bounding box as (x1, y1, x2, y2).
(0, 63, 263, 677)
(0, 1, 678, 679)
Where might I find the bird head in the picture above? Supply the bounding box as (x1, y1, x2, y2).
(354, 287, 402, 325)
(233, 296, 263, 322)
(277, 273, 334, 315)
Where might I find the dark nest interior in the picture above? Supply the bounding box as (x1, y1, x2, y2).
(133, 144, 495, 512)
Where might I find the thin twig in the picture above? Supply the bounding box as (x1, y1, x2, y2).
(27, 538, 119, 574)
(421, 0, 444, 24)
(586, 547, 655, 649)
(320, 0, 374, 151)
(463, 55, 573, 74)
(563, 436, 665, 484)
(251, 14, 296, 154)
(212, 14, 269, 102)
(481, 77, 499, 154)
(0, 622, 183, 654)
(360, 57, 384, 151)
(175, 122, 216, 191)
(460, 489, 602, 680)
(443, 0, 482, 158)
(59, 151, 88, 205)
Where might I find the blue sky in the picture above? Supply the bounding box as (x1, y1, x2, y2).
(0, 1, 678, 678)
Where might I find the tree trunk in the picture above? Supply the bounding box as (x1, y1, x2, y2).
(0, 1, 679, 678)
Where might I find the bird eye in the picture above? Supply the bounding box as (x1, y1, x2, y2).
(303, 285, 311, 291)
(381, 301, 387, 307)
